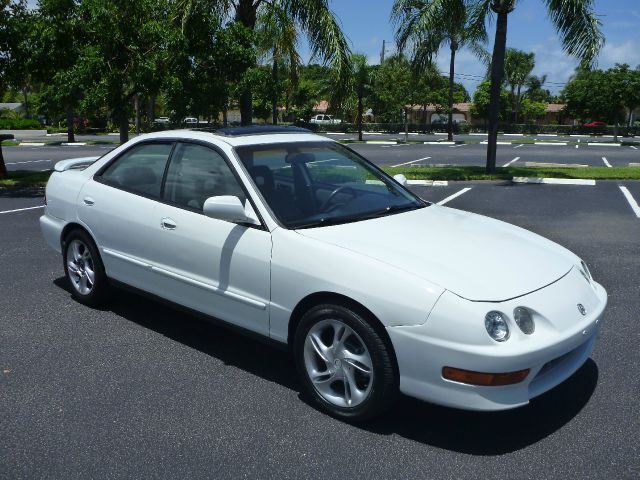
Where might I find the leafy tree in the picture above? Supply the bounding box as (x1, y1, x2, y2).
(74, 0, 178, 143)
(0, 0, 27, 179)
(562, 64, 639, 140)
(370, 54, 412, 125)
(474, 0, 604, 172)
(503, 48, 534, 124)
(470, 80, 509, 124)
(392, 0, 487, 140)
(177, 0, 350, 125)
(29, 0, 86, 142)
(519, 98, 546, 123)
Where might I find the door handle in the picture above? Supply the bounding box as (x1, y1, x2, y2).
(161, 217, 177, 230)
(83, 196, 95, 206)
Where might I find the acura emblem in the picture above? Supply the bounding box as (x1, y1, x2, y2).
(577, 304, 586, 316)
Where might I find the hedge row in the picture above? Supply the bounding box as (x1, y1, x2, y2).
(0, 118, 43, 130)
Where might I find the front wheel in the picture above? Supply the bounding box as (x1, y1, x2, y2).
(293, 304, 398, 421)
(63, 229, 110, 306)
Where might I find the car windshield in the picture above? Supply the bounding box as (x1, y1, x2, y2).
(234, 141, 426, 229)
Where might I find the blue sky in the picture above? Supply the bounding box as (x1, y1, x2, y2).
(321, 0, 640, 95)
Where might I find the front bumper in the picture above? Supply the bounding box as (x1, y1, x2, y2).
(387, 269, 607, 411)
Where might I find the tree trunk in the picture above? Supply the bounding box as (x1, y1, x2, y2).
(223, 103, 228, 127)
(65, 104, 75, 143)
(235, 0, 258, 126)
(22, 87, 30, 118)
(240, 90, 253, 126)
(613, 111, 619, 142)
(272, 55, 279, 125)
(486, 10, 509, 173)
(134, 95, 141, 135)
(509, 85, 516, 125)
(514, 84, 522, 125)
(447, 46, 457, 142)
(0, 142, 9, 180)
(357, 89, 363, 142)
(119, 115, 129, 144)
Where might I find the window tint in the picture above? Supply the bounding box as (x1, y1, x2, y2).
(99, 143, 172, 198)
(163, 143, 245, 211)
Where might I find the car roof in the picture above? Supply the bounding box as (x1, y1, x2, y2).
(130, 128, 333, 148)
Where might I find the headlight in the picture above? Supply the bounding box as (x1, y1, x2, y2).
(514, 307, 535, 334)
(485, 311, 510, 342)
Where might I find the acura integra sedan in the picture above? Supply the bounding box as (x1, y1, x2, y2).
(40, 126, 607, 420)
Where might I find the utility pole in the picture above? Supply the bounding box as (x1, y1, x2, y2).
(380, 40, 386, 64)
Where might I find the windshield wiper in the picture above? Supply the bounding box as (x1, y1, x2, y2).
(293, 203, 424, 229)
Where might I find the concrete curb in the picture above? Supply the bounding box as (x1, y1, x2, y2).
(406, 180, 448, 186)
(512, 177, 596, 185)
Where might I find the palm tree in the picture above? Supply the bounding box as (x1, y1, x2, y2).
(255, 6, 301, 124)
(503, 48, 534, 124)
(176, 0, 350, 125)
(474, 0, 604, 172)
(392, 0, 487, 141)
(350, 54, 373, 141)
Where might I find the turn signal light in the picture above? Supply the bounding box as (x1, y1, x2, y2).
(442, 367, 530, 386)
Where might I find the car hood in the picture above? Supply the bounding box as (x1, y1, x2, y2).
(297, 205, 575, 302)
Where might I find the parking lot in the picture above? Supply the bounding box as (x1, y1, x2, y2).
(1, 153, 639, 479)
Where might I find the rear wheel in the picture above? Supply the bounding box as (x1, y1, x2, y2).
(63, 229, 110, 306)
(294, 304, 398, 421)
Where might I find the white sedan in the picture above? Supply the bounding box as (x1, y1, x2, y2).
(40, 126, 607, 420)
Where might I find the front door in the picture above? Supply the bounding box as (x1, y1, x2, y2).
(148, 142, 271, 336)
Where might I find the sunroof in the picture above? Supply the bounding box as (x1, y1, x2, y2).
(193, 126, 311, 137)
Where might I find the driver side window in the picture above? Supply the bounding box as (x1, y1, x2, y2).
(163, 143, 245, 211)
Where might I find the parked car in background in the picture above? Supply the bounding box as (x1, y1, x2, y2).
(40, 126, 607, 420)
(583, 121, 606, 127)
(310, 114, 342, 125)
(183, 117, 199, 125)
(155, 117, 170, 124)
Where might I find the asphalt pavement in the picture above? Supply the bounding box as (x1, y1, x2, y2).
(3, 138, 639, 172)
(1, 179, 639, 479)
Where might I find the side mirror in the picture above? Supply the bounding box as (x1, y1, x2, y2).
(203, 196, 258, 225)
(393, 174, 408, 187)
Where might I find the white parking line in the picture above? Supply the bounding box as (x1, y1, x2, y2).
(391, 156, 431, 168)
(513, 144, 525, 149)
(0, 205, 45, 215)
(588, 142, 620, 147)
(437, 187, 472, 206)
(602, 157, 612, 168)
(512, 177, 595, 185)
(619, 186, 640, 218)
(630, 146, 638, 150)
(5, 159, 53, 165)
(448, 144, 465, 148)
(366, 141, 397, 145)
(502, 156, 520, 167)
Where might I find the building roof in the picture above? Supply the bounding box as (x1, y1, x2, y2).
(0, 103, 23, 111)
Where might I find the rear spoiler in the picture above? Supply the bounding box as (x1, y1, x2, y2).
(54, 156, 100, 172)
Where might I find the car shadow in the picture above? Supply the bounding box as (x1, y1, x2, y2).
(53, 277, 599, 455)
(0, 186, 45, 198)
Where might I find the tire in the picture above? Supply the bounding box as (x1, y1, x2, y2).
(293, 303, 398, 421)
(62, 229, 110, 307)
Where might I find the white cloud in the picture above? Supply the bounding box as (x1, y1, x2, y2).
(598, 40, 640, 68)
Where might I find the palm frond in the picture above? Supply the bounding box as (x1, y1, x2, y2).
(544, 0, 604, 66)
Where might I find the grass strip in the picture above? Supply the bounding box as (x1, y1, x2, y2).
(384, 166, 640, 181)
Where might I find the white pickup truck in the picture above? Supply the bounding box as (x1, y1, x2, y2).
(309, 114, 342, 125)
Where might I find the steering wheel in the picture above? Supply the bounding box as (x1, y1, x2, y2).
(319, 185, 357, 212)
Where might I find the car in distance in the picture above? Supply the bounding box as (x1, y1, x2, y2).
(310, 114, 342, 125)
(40, 126, 607, 420)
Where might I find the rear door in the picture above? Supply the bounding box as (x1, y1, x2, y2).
(78, 142, 173, 290)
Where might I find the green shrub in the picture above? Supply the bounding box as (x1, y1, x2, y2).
(0, 118, 43, 130)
